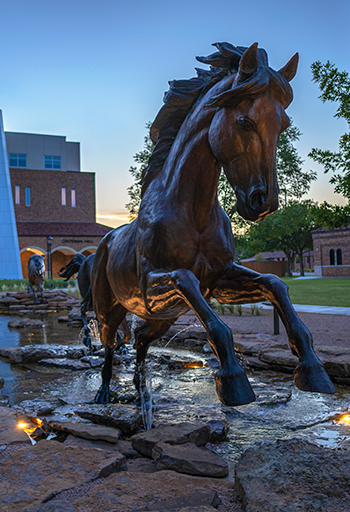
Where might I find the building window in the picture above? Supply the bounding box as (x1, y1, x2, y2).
(330, 249, 335, 266)
(9, 153, 26, 168)
(337, 248, 342, 265)
(61, 187, 67, 206)
(25, 187, 31, 206)
(71, 189, 76, 207)
(14, 185, 20, 204)
(45, 155, 61, 169)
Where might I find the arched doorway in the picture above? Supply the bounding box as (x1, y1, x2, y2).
(51, 247, 76, 280)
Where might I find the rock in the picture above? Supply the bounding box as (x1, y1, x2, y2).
(257, 391, 292, 406)
(8, 318, 44, 329)
(24, 501, 77, 512)
(154, 405, 229, 443)
(116, 439, 141, 459)
(152, 442, 229, 477)
(0, 440, 126, 511)
(74, 404, 143, 436)
(38, 358, 91, 370)
(0, 406, 31, 445)
(70, 469, 234, 511)
(0, 344, 87, 363)
(64, 434, 122, 452)
(15, 398, 56, 416)
(57, 316, 69, 322)
(126, 457, 158, 473)
(136, 490, 221, 511)
(235, 438, 350, 512)
(49, 420, 121, 443)
(131, 422, 211, 457)
(80, 355, 105, 367)
(258, 348, 297, 370)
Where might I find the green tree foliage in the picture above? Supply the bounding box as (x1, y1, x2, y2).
(308, 61, 350, 201)
(311, 201, 350, 229)
(125, 123, 153, 219)
(245, 201, 316, 276)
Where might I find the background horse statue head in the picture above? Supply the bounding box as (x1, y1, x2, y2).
(28, 254, 46, 304)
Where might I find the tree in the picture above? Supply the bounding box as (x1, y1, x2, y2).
(125, 123, 153, 219)
(311, 201, 350, 229)
(245, 201, 316, 276)
(308, 61, 350, 201)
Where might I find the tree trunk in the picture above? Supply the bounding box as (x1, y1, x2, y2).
(299, 251, 305, 276)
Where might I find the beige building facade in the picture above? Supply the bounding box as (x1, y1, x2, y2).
(312, 227, 350, 277)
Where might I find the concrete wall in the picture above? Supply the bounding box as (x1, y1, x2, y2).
(5, 132, 80, 172)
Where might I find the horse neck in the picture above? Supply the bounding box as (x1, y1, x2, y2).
(163, 107, 220, 233)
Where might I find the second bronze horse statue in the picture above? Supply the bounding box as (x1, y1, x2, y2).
(91, 42, 335, 406)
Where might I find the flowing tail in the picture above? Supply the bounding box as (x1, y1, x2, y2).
(58, 253, 86, 281)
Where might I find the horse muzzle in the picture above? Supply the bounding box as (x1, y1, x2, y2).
(236, 186, 278, 222)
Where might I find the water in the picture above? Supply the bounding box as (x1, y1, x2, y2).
(0, 312, 349, 462)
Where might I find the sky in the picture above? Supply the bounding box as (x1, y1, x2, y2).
(0, 0, 349, 228)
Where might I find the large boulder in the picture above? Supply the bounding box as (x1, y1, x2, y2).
(235, 438, 350, 511)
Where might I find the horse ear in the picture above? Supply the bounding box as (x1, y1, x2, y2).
(237, 42, 259, 82)
(278, 53, 299, 82)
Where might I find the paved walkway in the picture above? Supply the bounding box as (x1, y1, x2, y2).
(243, 302, 350, 316)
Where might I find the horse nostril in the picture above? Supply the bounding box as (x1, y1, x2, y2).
(249, 191, 266, 211)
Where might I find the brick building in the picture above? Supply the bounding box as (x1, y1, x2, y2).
(6, 131, 111, 278)
(312, 226, 350, 277)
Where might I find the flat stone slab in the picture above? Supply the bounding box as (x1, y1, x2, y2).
(152, 442, 229, 477)
(135, 490, 221, 511)
(0, 439, 126, 511)
(24, 501, 78, 512)
(39, 358, 91, 370)
(70, 470, 234, 511)
(8, 318, 44, 329)
(235, 438, 350, 511)
(74, 404, 143, 436)
(0, 406, 30, 446)
(49, 420, 121, 443)
(0, 344, 87, 363)
(258, 349, 298, 368)
(131, 422, 211, 457)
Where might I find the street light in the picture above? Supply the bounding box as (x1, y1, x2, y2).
(47, 236, 53, 279)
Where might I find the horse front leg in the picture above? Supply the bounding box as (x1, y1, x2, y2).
(213, 264, 335, 394)
(145, 269, 256, 406)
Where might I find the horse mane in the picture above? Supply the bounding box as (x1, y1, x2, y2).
(141, 43, 292, 195)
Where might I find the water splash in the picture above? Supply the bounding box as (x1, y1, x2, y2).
(78, 319, 100, 345)
(138, 364, 154, 430)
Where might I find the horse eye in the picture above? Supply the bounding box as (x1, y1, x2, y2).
(238, 116, 256, 131)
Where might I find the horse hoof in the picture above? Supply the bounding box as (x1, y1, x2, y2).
(94, 386, 110, 404)
(214, 370, 256, 406)
(294, 363, 336, 394)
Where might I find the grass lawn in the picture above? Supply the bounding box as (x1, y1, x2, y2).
(282, 277, 350, 308)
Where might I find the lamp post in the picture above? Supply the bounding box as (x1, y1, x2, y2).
(47, 236, 53, 279)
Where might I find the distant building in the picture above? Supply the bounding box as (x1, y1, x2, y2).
(313, 227, 350, 277)
(6, 130, 111, 278)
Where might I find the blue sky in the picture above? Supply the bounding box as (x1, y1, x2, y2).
(0, 0, 349, 227)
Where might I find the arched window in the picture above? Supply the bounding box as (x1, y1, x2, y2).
(337, 248, 342, 265)
(330, 249, 335, 266)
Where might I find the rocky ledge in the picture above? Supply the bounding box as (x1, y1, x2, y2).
(0, 290, 80, 315)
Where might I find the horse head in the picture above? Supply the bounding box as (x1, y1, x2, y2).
(207, 43, 298, 221)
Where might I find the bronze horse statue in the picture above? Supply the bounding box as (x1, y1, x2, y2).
(91, 42, 335, 406)
(58, 253, 131, 348)
(28, 254, 46, 304)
